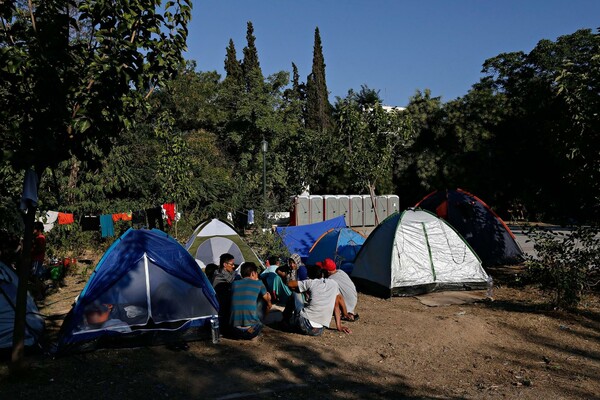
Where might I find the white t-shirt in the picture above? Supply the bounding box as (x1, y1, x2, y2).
(260, 265, 279, 276)
(298, 278, 339, 327)
(329, 270, 357, 314)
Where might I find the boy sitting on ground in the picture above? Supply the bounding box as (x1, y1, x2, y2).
(261, 265, 292, 306)
(230, 262, 272, 340)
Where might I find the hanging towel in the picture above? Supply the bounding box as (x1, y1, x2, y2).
(81, 215, 101, 232)
(100, 214, 115, 238)
(146, 207, 164, 231)
(58, 212, 75, 225)
(132, 210, 147, 228)
(112, 212, 132, 222)
(162, 203, 176, 226)
(20, 169, 39, 211)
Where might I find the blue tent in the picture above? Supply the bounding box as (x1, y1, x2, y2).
(306, 228, 366, 268)
(275, 216, 347, 260)
(57, 228, 219, 353)
(0, 261, 44, 350)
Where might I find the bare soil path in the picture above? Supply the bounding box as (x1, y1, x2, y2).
(1, 269, 599, 400)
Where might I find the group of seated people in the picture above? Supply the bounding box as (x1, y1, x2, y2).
(207, 252, 359, 340)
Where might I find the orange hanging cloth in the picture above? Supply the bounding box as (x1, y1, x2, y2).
(112, 212, 133, 222)
(57, 212, 74, 225)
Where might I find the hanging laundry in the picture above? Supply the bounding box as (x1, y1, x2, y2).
(112, 212, 132, 222)
(38, 210, 59, 232)
(81, 215, 101, 232)
(247, 210, 255, 225)
(162, 203, 176, 226)
(132, 210, 147, 229)
(20, 169, 39, 211)
(58, 212, 75, 225)
(146, 207, 164, 231)
(100, 214, 115, 238)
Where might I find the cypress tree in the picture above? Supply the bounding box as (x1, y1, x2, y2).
(242, 21, 263, 91)
(292, 62, 303, 99)
(305, 27, 332, 131)
(224, 38, 242, 85)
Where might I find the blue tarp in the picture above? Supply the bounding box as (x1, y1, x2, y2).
(275, 216, 347, 260)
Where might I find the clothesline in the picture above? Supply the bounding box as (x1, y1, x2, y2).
(37, 203, 179, 238)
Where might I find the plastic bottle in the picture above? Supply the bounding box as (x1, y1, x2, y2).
(210, 317, 220, 344)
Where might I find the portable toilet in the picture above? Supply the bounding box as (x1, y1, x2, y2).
(350, 195, 364, 227)
(363, 195, 376, 226)
(293, 195, 310, 226)
(376, 195, 389, 222)
(388, 195, 400, 215)
(338, 195, 350, 226)
(324, 195, 339, 221)
(309, 195, 324, 224)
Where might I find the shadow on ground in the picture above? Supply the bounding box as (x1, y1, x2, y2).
(0, 329, 463, 400)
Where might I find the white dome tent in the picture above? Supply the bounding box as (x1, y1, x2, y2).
(352, 209, 490, 297)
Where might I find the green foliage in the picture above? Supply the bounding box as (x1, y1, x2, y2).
(477, 28, 600, 222)
(0, 0, 192, 172)
(524, 224, 600, 308)
(154, 110, 194, 207)
(245, 228, 289, 262)
(0, 162, 24, 235)
(333, 88, 412, 197)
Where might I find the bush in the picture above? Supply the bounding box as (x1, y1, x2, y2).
(524, 224, 600, 308)
(244, 227, 288, 264)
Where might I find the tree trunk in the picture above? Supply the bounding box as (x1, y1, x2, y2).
(10, 176, 39, 372)
(11, 207, 35, 371)
(368, 183, 380, 225)
(67, 157, 79, 204)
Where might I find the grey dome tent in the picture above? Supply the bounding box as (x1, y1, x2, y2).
(0, 261, 44, 350)
(352, 209, 490, 297)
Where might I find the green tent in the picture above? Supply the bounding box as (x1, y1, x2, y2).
(184, 218, 264, 270)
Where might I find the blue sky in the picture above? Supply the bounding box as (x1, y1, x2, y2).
(185, 1, 599, 106)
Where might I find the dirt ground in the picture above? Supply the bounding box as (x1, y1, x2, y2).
(1, 265, 599, 400)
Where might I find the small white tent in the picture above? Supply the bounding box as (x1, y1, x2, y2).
(352, 209, 489, 297)
(185, 218, 264, 269)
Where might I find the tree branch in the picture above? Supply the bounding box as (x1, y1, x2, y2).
(27, 0, 37, 32)
(144, 86, 155, 100)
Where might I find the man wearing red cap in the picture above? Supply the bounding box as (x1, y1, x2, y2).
(284, 269, 351, 335)
(317, 258, 359, 322)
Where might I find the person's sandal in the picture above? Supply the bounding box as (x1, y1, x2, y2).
(342, 313, 359, 322)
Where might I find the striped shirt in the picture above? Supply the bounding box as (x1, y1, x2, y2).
(230, 278, 267, 327)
